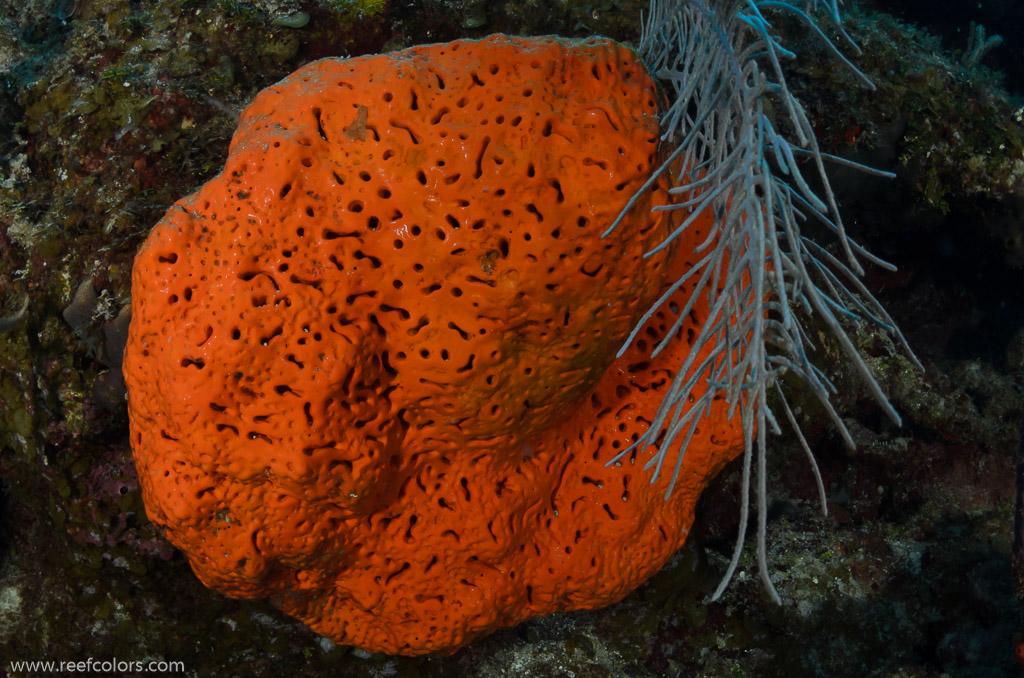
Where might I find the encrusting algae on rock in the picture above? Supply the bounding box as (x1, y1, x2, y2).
(124, 0, 916, 657)
(124, 33, 745, 655)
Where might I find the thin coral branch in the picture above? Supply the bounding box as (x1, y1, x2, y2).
(962, 21, 1003, 70)
(608, 0, 923, 604)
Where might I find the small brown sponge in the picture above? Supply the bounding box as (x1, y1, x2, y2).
(124, 34, 744, 655)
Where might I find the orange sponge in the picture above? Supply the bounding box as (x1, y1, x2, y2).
(124, 34, 744, 654)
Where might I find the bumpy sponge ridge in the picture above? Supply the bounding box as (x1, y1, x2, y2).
(124, 34, 744, 655)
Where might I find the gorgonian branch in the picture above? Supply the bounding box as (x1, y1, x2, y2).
(607, 0, 922, 604)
